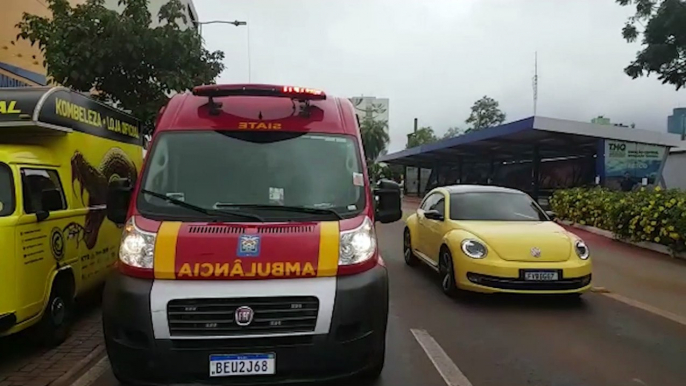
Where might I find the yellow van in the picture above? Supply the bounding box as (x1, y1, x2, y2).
(0, 87, 143, 345)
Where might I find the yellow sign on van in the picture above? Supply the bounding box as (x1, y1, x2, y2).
(0, 101, 21, 114)
(55, 98, 140, 139)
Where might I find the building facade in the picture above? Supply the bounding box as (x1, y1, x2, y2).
(1, 0, 197, 88)
(1, 0, 87, 87)
(667, 108, 686, 137)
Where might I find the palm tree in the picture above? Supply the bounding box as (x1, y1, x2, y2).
(360, 117, 389, 164)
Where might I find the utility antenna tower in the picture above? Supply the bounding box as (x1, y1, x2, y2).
(532, 52, 539, 116)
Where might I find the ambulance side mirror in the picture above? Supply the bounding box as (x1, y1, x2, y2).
(36, 188, 63, 222)
(374, 179, 402, 224)
(107, 179, 133, 225)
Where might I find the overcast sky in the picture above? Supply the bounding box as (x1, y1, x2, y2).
(195, 0, 686, 152)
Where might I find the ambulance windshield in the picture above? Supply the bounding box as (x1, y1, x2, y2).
(138, 131, 366, 221)
(0, 163, 14, 217)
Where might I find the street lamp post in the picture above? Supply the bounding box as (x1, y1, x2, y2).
(195, 20, 247, 27)
(193, 19, 251, 82)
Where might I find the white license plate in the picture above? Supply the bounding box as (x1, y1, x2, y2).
(209, 354, 275, 377)
(524, 271, 558, 281)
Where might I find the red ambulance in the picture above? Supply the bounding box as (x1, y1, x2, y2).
(102, 84, 402, 384)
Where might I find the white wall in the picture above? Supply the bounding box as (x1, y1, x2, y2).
(663, 150, 686, 189)
(103, 0, 198, 29)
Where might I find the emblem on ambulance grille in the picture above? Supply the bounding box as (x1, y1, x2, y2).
(237, 234, 261, 257)
(235, 306, 254, 326)
(530, 247, 542, 258)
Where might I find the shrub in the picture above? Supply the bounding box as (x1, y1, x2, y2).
(550, 187, 686, 253)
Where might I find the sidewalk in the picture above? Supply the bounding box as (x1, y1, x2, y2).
(0, 302, 104, 386)
(562, 225, 686, 319)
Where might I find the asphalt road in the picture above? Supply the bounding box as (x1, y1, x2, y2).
(88, 220, 686, 386)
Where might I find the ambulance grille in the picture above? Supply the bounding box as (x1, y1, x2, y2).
(167, 296, 319, 337)
(188, 226, 244, 234)
(258, 225, 314, 234)
(186, 225, 314, 234)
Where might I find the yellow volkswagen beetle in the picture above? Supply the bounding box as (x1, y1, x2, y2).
(404, 185, 592, 297)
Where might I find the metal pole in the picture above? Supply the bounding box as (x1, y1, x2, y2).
(532, 145, 540, 200)
(413, 118, 418, 133)
(195, 20, 247, 26)
(247, 23, 252, 83)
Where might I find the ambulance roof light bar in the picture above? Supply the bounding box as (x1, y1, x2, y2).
(192, 84, 327, 101)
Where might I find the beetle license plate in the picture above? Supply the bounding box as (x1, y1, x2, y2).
(524, 271, 558, 281)
(209, 354, 275, 377)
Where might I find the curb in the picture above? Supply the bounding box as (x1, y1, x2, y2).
(560, 220, 686, 261)
(50, 344, 106, 386)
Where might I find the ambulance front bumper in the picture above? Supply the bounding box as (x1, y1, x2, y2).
(102, 265, 389, 385)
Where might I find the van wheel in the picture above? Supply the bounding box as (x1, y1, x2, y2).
(38, 280, 74, 347)
(439, 248, 459, 298)
(403, 229, 419, 267)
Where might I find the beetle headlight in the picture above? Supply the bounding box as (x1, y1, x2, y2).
(460, 239, 487, 259)
(120, 218, 156, 268)
(575, 240, 590, 260)
(339, 217, 376, 265)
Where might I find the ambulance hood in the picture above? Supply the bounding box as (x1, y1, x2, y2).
(149, 220, 340, 280)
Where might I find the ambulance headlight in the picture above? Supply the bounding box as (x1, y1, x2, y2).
(120, 218, 156, 269)
(339, 217, 377, 265)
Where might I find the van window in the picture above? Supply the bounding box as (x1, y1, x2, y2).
(139, 131, 366, 220)
(0, 163, 14, 217)
(21, 169, 67, 214)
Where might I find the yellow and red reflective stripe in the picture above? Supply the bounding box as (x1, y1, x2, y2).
(154, 222, 182, 279)
(317, 221, 340, 277)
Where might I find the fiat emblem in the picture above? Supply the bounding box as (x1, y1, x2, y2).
(234, 306, 254, 326)
(530, 247, 542, 258)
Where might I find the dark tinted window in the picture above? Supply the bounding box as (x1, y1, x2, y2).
(0, 163, 15, 217)
(449, 192, 547, 221)
(21, 169, 67, 214)
(139, 131, 365, 220)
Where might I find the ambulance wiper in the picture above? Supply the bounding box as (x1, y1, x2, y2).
(215, 203, 342, 220)
(141, 189, 264, 222)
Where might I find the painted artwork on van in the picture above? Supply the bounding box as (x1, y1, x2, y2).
(68, 148, 138, 250)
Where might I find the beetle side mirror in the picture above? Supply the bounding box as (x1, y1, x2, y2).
(107, 179, 133, 225)
(545, 210, 557, 221)
(373, 179, 402, 224)
(423, 209, 444, 221)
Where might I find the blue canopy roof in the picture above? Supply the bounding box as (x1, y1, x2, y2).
(379, 116, 682, 168)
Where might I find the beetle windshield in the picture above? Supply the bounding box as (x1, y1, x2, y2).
(450, 192, 548, 221)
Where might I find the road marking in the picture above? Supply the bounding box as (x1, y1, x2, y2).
(70, 356, 110, 386)
(411, 328, 474, 386)
(601, 292, 686, 327)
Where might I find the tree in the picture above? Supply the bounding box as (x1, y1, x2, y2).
(442, 126, 462, 139)
(16, 0, 225, 133)
(406, 126, 437, 148)
(465, 96, 506, 132)
(359, 117, 389, 163)
(617, 0, 686, 90)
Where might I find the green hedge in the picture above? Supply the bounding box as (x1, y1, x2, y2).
(550, 187, 686, 252)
